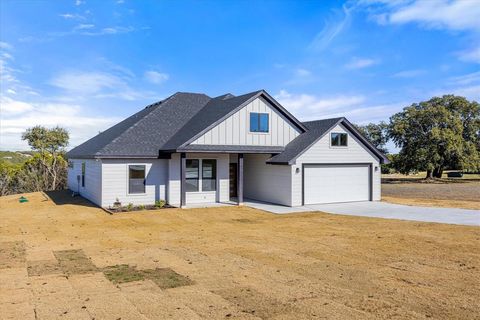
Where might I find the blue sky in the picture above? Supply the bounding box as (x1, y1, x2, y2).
(1, 0, 479, 151)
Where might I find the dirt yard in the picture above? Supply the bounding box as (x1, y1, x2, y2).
(382, 179, 480, 210)
(0, 192, 479, 320)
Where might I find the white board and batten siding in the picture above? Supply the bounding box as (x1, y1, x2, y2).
(290, 123, 381, 206)
(244, 154, 292, 206)
(191, 97, 301, 146)
(167, 153, 229, 207)
(101, 159, 168, 207)
(67, 159, 102, 206)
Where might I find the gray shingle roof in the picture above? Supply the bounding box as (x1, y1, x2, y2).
(267, 117, 388, 164)
(67, 90, 303, 159)
(67, 92, 211, 158)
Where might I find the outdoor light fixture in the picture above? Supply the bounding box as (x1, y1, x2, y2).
(296, 168, 300, 174)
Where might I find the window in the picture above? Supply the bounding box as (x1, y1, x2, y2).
(186, 159, 199, 192)
(331, 133, 348, 147)
(250, 112, 269, 133)
(68, 161, 74, 169)
(81, 162, 85, 187)
(128, 165, 146, 194)
(202, 159, 217, 191)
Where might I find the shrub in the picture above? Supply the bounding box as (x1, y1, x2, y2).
(155, 200, 166, 208)
(126, 203, 134, 211)
(139, 204, 145, 210)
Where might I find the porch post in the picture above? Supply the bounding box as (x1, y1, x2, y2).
(180, 152, 186, 208)
(237, 153, 244, 205)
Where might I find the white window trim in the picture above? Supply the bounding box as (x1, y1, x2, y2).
(126, 163, 148, 196)
(186, 158, 217, 194)
(248, 112, 270, 135)
(330, 132, 349, 148)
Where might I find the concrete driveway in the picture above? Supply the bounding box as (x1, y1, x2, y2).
(244, 199, 480, 226)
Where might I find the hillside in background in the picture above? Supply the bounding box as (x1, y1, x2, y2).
(0, 151, 34, 165)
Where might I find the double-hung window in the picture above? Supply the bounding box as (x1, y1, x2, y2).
(250, 112, 269, 133)
(128, 165, 146, 194)
(202, 159, 217, 191)
(186, 160, 199, 192)
(331, 133, 348, 147)
(186, 159, 217, 192)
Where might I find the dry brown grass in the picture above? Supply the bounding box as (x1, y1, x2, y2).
(382, 180, 480, 209)
(0, 191, 479, 320)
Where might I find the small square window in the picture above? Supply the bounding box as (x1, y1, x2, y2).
(250, 112, 269, 133)
(331, 133, 348, 147)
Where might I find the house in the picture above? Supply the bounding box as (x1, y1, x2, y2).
(66, 90, 388, 208)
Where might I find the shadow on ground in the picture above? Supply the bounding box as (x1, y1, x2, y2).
(44, 190, 98, 208)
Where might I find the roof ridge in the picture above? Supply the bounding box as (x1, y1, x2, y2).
(95, 93, 179, 155)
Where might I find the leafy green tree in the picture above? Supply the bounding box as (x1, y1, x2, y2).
(21, 126, 69, 190)
(355, 121, 389, 154)
(389, 95, 480, 179)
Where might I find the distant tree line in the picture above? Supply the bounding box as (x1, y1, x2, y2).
(0, 126, 69, 196)
(356, 95, 480, 178)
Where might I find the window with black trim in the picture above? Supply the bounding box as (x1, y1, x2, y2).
(202, 159, 217, 191)
(250, 112, 269, 132)
(331, 133, 348, 147)
(128, 165, 146, 194)
(81, 162, 85, 187)
(186, 159, 199, 192)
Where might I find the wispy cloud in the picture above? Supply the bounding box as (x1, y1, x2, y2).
(275, 89, 405, 124)
(345, 57, 377, 69)
(144, 70, 169, 84)
(448, 71, 480, 86)
(392, 69, 426, 78)
(0, 42, 13, 50)
(59, 13, 85, 20)
(457, 46, 480, 64)
(309, 4, 354, 51)
(75, 0, 85, 6)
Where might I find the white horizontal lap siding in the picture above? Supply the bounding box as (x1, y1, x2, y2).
(101, 159, 167, 207)
(244, 154, 292, 206)
(191, 97, 301, 146)
(67, 159, 102, 206)
(168, 153, 229, 206)
(291, 124, 381, 206)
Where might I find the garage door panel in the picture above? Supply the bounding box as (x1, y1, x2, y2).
(304, 164, 370, 204)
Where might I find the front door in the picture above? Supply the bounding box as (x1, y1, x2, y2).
(229, 163, 237, 198)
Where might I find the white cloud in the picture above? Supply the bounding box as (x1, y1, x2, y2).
(49, 71, 124, 95)
(0, 97, 121, 150)
(458, 46, 480, 64)
(295, 68, 311, 77)
(448, 71, 480, 86)
(345, 57, 377, 69)
(59, 13, 85, 20)
(74, 24, 95, 30)
(392, 69, 426, 78)
(309, 4, 354, 51)
(75, 0, 85, 6)
(0, 42, 13, 50)
(144, 70, 169, 84)
(367, 0, 480, 31)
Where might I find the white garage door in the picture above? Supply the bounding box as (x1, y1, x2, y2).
(304, 164, 370, 204)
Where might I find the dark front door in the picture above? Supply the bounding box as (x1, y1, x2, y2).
(229, 163, 237, 198)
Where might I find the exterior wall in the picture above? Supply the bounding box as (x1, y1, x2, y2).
(244, 154, 292, 206)
(67, 159, 102, 206)
(101, 159, 168, 207)
(291, 123, 381, 206)
(168, 153, 229, 206)
(191, 97, 301, 146)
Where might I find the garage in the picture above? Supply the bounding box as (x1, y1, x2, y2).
(303, 164, 372, 205)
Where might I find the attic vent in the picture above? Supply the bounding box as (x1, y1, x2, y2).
(222, 93, 235, 100)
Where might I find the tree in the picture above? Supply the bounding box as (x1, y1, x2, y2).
(388, 95, 480, 179)
(21, 126, 69, 190)
(355, 121, 389, 154)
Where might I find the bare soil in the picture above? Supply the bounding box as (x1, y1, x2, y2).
(382, 180, 480, 209)
(0, 191, 479, 319)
